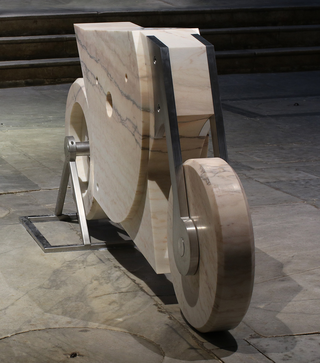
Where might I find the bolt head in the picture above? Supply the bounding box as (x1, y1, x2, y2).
(178, 237, 185, 257)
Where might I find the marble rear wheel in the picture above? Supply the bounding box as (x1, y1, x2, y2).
(167, 157, 255, 332)
(65, 78, 106, 220)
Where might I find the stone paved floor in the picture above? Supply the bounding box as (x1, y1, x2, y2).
(0, 71, 319, 362)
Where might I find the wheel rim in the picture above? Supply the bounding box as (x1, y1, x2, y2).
(168, 157, 255, 332)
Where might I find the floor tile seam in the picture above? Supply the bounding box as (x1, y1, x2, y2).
(0, 161, 57, 183)
(238, 320, 266, 339)
(250, 201, 304, 209)
(236, 162, 320, 170)
(240, 173, 319, 183)
(109, 262, 162, 299)
(2, 138, 45, 163)
(251, 178, 319, 185)
(264, 175, 320, 185)
(112, 263, 222, 361)
(230, 153, 320, 165)
(0, 325, 167, 359)
(3, 163, 63, 174)
(0, 289, 32, 314)
(247, 331, 320, 340)
(0, 251, 118, 312)
(221, 94, 320, 102)
(38, 286, 141, 312)
(241, 173, 315, 205)
(244, 339, 276, 362)
(238, 166, 320, 174)
(223, 104, 320, 120)
(0, 189, 40, 196)
(254, 265, 320, 285)
(2, 127, 63, 159)
(248, 305, 319, 318)
(83, 289, 142, 299)
(233, 163, 320, 172)
(230, 144, 320, 152)
(0, 187, 60, 196)
(0, 126, 64, 131)
(232, 145, 320, 156)
(222, 103, 261, 118)
(0, 222, 20, 227)
(0, 243, 32, 256)
(157, 303, 224, 363)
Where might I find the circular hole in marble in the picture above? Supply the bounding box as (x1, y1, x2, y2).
(106, 92, 113, 117)
(125, 74, 128, 82)
(157, 104, 161, 113)
(70, 352, 78, 358)
(153, 57, 157, 65)
(95, 77, 99, 85)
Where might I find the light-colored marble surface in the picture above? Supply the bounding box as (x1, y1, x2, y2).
(168, 158, 254, 332)
(0, 222, 215, 361)
(66, 23, 214, 273)
(1, 71, 320, 361)
(65, 22, 255, 332)
(0, 327, 164, 363)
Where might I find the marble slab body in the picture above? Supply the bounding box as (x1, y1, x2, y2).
(65, 22, 214, 273)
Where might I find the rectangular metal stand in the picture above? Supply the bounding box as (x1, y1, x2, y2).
(20, 214, 107, 253)
(20, 137, 108, 252)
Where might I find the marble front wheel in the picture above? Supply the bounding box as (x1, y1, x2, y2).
(167, 157, 255, 332)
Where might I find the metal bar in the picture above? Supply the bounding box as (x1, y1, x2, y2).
(20, 215, 107, 253)
(20, 213, 78, 223)
(20, 216, 52, 250)
(147, 35, 199, 276)
(20, 135, 96, 252)
(76, 141, 90, 156)
(192, 33, 228, 162)
(147, 35, 189, 219)
(55, 159, 70, 216)
(69, 160, 91, 245)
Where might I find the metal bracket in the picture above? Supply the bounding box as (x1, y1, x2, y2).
(192, 33, 228, 162)
(147, 34, 228, 276)
(20, 136, 107, 252)
(148, 36, 200, 276)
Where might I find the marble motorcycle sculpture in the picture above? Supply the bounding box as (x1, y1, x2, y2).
(63, 22, 255, 333)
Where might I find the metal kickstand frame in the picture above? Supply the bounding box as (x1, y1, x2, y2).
(20, 136, 107, 252)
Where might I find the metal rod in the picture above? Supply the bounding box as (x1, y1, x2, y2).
(69, 160, 91, 245)
(76, 141, 90, 156)
(55, 159, 70, 216)
(147, 36, 199, 276)
(192, 33, 228, 161)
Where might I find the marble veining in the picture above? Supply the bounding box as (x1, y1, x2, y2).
(168, 158, 254, 332)
(65, 22, 254, 332)
(66, 22, 214, 273)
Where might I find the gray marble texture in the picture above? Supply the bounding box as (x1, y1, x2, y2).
(0, 71, 319, 362)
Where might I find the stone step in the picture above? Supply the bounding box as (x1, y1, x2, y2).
(202, 24, 320, 51)
(1, 5, 320, 37)
(1, 24, 319, 62)
(1, 5, 320, 86)
(0, 58, 81, 88)
(1, 46, 320, 87)
(0, 35, 77, 61)
(216, 46, 320, 74)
